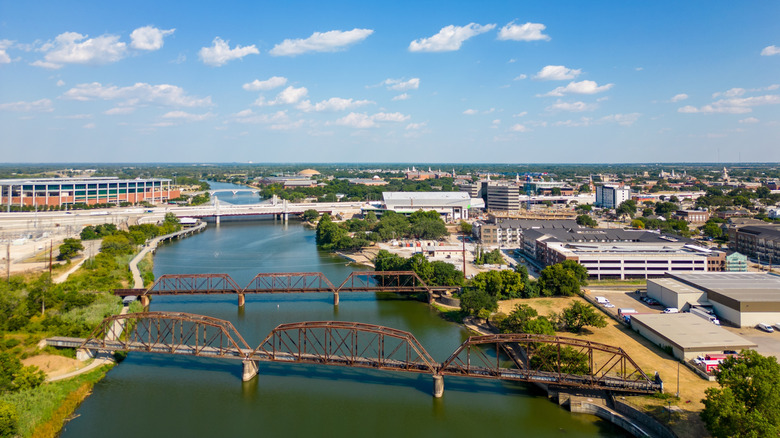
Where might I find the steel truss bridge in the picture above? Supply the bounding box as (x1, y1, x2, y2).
(80, 311, 661, 397)
(114, 271, 454, 306)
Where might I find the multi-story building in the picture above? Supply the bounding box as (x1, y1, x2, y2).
(486, 184, 520, 211)
(594, 184, 631, 209)
(379, 192, 484, 221)
(725, 252, 748, 271)
(0, 177, 179, 208)
(729, 225, 780, 265)
(673, 210, 710, 223)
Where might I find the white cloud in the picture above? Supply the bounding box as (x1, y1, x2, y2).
(0, 39, 13, 64)
(761, 45, 780, 56)
(373, 112, 410, 122)
(678, 94, 780, 114)
(542, 80, 614, 97)
(382, 78, 420, 91)
(546, 100, 596, 112)
(255, 86, 308, 106)
(297, 97, 373, 112)
(335, 112, 376, 128)
(600, 113, 641, 126)
(35, 32, 127, 68)
(83, 123, 96, 129)
(104, 106, 135, 115)
(334, 111, 409, 128)
(534, 65, 580, 80)
(739, 117, 759, 124)
(199, 37, 259, 66)
(161, 111, 214, 121)
(56, 80, 65, 87)
(712, 88, 745, 98)
(243, 76, 288, 91)
(513, 74, 527, 80)
(513, 111, 528, 117)
(62, 82, 212, 107)
(670, 93, 688, 102)
(463, 109, 478, 115)
(55, 113, 92, 119)
(497, 21, 550, 41)
(406, 122, 426, 130)
(130, 26, 175, 51)
(509, 123, 528, 132)
(392, 93, 410, 101)
(409, 23, 496, 52)
(0, 98, 53, 112)
(231, 109, 290, 125)
(270, 28, 373, 56)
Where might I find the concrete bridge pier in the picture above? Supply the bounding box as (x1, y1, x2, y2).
(76, 348, 94, 361)
(432, 374, 444, 398)
(427, 292, 434, 304)
(242, 360, 259, 381)
(237, 293, 245, 307)
(215, 214, 221, 226)
(333, 292, 340, 306)
(140, 295, 150, 308)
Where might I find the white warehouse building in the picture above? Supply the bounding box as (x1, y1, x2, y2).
(647, 273, 780, 327)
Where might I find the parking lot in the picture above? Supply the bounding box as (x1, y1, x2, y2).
(585, 288, 665, 319)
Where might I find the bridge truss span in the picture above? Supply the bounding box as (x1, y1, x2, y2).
(149, 274, 244, 295)
(80, 312, 251, 359)
(252, 321, 438, 374)
(337, 271, 430, 293)
(439, 333, 659, 393)
(244, 272, 336, 293)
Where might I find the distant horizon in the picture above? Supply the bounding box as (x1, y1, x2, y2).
(0, 161, 779, 166)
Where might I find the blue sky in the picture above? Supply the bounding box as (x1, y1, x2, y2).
(0, 1, 778, 163)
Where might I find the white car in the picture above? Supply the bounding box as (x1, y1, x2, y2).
(604, 303, 615, 308)
(663, 307, 679, 314)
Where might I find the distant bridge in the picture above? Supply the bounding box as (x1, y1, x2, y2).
(159, 200, 365, 224)
(114, 271, 454, 306)
(78, 312, 662, 397)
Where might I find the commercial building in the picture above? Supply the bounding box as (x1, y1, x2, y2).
(647, 272, 780, 327)
(725, 252, 748, 271)
(486, 184, 520, 211)
(473, 219, 578, 246)
(630, 313, 756, 360)
(673, 210, 710, 223)
(379, 192, 484, 221)
(0, 177, 178, 208)
(595, 184, 631, 209)
(729, 225, 780, 265)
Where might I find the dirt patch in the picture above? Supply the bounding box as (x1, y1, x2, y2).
(496, 295, 714, 436)
(23, 354, 85, 377)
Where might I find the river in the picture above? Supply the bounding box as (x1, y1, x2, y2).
(61, 182, 628, 437)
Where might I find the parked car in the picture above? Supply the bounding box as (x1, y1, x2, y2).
(604, 303, 615, 308)
(758, 323, 775, 333)
(663, 307, 679, 314)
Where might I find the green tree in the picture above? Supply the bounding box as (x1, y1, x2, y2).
(616, 200, 637, 218)
(576, 214, 597, 227)
(530, 345, 590, 374)
(0, 401, 19, 438)
(498, 304, 555, 335)
(57, 238, 84, 261)
(537, 261, 587, 297)
(559, 301, 607, 333)
(701, 222, 723, 239)
(655, 201, 678, 216)
(459, 220, 473, 235)
(302, 209, 319, 221)
(630, 219, 645, 229)
(701, 350, 780, 438)
(100, 233, 135, 255)
(459, 289, 498, 316)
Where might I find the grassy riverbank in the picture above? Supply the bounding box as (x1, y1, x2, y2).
(0, 364, 113, 437)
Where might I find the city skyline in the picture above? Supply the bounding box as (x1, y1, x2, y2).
(0, 1, 778, 163)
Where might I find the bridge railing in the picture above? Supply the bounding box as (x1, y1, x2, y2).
(244, 272, 336, 293)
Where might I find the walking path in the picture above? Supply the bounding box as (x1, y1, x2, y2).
(53, 240, 101, 284)
(128, 222, 206, 288)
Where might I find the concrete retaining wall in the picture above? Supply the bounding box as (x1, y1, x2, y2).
(612, 399, 678, 438)
(569, 396, 653, 438)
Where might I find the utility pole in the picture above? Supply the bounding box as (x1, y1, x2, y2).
(462, 233, 466, 281)
(49, 240, 53, 276)
(5, 242, 9, 280)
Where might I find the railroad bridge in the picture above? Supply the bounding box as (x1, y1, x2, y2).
(115, 271, 457, 307)
(79, 311, 662, 397)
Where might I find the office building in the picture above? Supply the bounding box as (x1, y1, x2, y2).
(0, 177, 179, 207)
(595, 184, 631, 209)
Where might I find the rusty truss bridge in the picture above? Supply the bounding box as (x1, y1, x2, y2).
(115, 271, 453, 306)
(80, 311, 661, 397)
